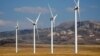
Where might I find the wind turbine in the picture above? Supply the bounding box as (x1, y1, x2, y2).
(26, 13, 41, 54)
(48, 4, 57, 54)
(15, 21, 19, 53)
(74, 0, 80, 54)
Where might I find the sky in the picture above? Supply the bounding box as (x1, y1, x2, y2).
(0, 0, 100, 32)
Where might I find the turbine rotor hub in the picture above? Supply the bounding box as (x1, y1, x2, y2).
(16, 26, 18, 29)
(50, 17, 54, 21)
(74, 6, 78, 10)
(33, 23, 36, 25)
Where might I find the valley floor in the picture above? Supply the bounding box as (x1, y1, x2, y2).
(0, 44, 100, 56)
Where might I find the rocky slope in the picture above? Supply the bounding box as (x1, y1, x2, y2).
(0, 20, 100, 45)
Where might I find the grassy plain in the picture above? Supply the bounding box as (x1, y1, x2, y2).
(0, 44, 100, 56)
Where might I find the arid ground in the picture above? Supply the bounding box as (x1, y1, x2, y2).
(0, 44, 100, 56)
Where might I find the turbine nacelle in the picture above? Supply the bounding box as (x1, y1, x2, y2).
(74, 6, 78, 10)
(32, 22, 36, 25)
(50, 15, 57, 23)
(50, 17, 53, 21)
(16, 26, 19, 29)
(16, 21, 19, 29)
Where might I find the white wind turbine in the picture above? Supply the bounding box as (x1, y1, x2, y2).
(74, 0, 80, 54)
(15, 21, 19, 53)
(48, 4, 57, 54)
(26, 13, 41, 54)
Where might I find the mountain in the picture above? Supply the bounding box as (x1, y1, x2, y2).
(0, 20, 100, 45)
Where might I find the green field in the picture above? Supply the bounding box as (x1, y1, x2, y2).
(0, 44, 100, 56)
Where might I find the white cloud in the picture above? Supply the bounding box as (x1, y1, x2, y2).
(0, 20, 6, 26)
(0, 20, 14, 27)
(14, 7, 50, 14)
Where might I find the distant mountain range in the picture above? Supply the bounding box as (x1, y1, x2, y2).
(0, 20, 100, 45)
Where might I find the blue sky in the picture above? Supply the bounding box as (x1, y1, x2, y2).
(0, 0, 100, 32)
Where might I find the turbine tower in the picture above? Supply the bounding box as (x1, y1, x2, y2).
(26, 13, 41, 54)
(15, 21, 19, 53)
(48, 4, 57, 54)
(74, 0, 80, 54)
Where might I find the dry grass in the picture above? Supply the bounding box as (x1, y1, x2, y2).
(0, 44, 100, 56)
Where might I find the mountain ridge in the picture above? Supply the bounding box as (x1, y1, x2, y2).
(0, 20, 100, 45)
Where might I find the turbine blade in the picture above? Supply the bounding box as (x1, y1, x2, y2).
(26, 17, 34, 23)
(53, 14, 57, 21)
(78, 0, 79, 8)
(48, 4, 53, 17)
(77, 0, 80, 22)
(16, 21, 19, 29)
(78, 0, 80, 15)
(36, 13, 41, 24)
(74, 0, 77, 5)
(36, 25, 40, 41)
(52, 14, 57, 31)
(17, 21, 19, 26)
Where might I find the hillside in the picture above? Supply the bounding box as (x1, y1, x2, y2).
(0, 20, 100, 45)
